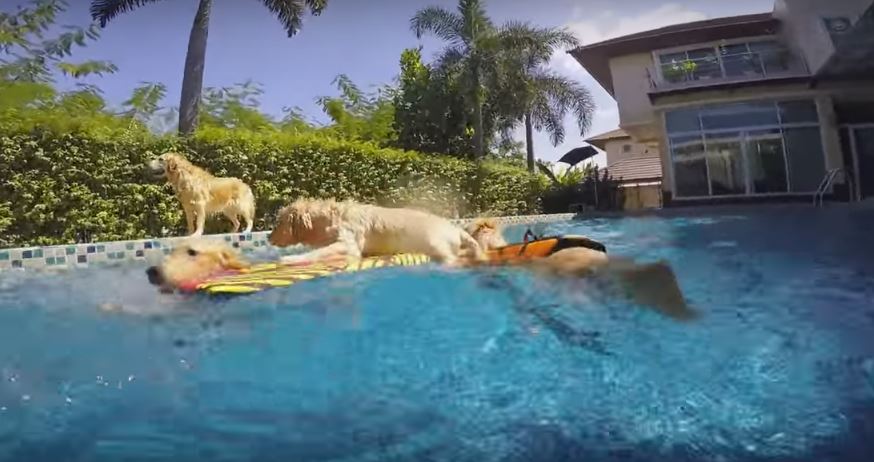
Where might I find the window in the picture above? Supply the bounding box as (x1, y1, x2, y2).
(657, 39, 793, 86)
(622, 144, 632, 153)
(666, 100, 825, 198)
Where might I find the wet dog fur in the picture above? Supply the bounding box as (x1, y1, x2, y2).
(148, 152, 255, 237)
(268, 198, 487, 265)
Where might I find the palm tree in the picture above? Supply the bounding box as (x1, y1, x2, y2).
(411, 0, 508, 160)
(90, 0, 327, 136)
(500, 25, 596, 172)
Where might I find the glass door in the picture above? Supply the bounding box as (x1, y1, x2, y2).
(705, 131, 746, 195)
(745, 129, 788, 193)
(851, 126, 874, 199)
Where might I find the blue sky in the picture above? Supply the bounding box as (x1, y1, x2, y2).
(13, 0, 773, 165)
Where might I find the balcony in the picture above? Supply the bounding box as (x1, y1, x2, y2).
(647, 40, 810, 95)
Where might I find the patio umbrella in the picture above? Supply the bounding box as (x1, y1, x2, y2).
(558, 146, 599, 167)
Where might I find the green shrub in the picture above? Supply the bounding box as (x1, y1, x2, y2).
(0, 122, 544, 247)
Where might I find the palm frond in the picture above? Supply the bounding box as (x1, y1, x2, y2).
(304, 0, 327, 15)
(89, 0, 163, 27)
(532, 71, 595, 135)
(410, 6, 464, 45)
(458, 0, 493, 44)
(262, 0, 310, 37)
(499, 22, 579, 67)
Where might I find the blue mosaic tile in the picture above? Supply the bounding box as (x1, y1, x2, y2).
(46, 257, 56, 265)
(0, 252, 8, 261)
(22, 250, 32, 259)
(66, 247, 76, 255)
(57, 256, 66, 265)
(163, 248, 171, 255)
(125, 243, 134, 250)
(33, 249, 43, 258)
(232, 242, 240, 248)
(12, 260, 22, 268)
(153, 241, 161, 248)
(87, 246, 96, 254)
(77, 255, 87, 264)
(144, 242, 153, 249)
(224, 236, 232, 242)
(239, 234, 247, 241)
(135, 250, 144, 257)
(97, 245, 106, 253)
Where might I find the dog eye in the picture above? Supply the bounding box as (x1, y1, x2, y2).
(187, 248, 198, 257)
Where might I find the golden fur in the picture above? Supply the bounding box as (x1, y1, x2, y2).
(268, 198, 486, 265)
(145, 240, 250, 292)
(149, 152, 255, 237)
(466, 218, 509, 250)
(468, 221, 696, 321)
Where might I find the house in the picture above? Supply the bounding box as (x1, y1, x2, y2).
(569, 0, 874, 205)
(585, 128, 663, 209)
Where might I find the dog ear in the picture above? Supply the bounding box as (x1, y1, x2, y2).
(164, 155, 178, 173)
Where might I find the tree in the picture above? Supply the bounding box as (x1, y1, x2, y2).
(90, 0, 328, 136)
(392, 47, 474, 156)
(410, 0, 507, 160)
(499, 24, 596, 172)
(315, 74, 396, 144)
(1, 0, 117, 83)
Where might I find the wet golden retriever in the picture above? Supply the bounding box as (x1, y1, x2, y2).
(145, 240, 250, 293)
(467, 220, 696, 321)
(466, 218, 509, 250)
(268, 198, 486, 265)
(149, 152, 255, 237)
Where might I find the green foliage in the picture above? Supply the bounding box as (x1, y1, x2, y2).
(199, 80, 278, 132)
(1, 0, 117, 82)
(0, 116, 544, 247)
(315, 74, 396, 145)
(393, 47, 476, 157)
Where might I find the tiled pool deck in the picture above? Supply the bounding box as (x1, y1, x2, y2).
(0, 214, 576, 272)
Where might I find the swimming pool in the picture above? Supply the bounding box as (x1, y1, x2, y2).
(1, 206, 873, 462)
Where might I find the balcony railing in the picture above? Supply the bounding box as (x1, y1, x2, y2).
(647, 47, 810, 92)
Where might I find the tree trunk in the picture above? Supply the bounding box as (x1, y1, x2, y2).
(525, 113, 535, 173)
(178, 0, 212, 136)
(471, 65, 484, 161)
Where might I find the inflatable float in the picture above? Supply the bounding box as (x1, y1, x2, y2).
(180, 234, 606, 296)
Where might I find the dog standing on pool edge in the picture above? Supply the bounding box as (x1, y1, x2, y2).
(148, 152, 256, 237)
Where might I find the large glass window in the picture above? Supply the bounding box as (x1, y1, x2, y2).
(658, 39, 794, 86)
(667, 100, 824, 198)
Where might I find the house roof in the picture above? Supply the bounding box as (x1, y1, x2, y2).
(602, 156, 663, 182)
(568, 12, 779, 95)
(584, 128, 630, 150)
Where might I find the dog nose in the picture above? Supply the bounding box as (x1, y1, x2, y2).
(145, 266, 163, 285)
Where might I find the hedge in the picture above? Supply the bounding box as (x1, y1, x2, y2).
(0, 122, 546, 247)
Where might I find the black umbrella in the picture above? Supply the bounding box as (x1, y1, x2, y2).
(558, 146, 599, 167)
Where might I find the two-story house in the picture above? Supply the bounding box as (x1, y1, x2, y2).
(570, 0, 874, 205)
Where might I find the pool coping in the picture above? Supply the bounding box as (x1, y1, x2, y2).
(0, 213, 576, 272)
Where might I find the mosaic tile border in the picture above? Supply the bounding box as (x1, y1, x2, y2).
(0, 214, 575, 272)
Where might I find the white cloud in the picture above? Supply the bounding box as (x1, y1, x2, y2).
(526, 3, 709, 165)
(551, 3, 709, 76)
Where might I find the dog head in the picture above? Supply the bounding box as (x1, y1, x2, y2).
(467, 218, 508, 250)
(268, 199, 340, 248)
(147, 152, 186, 180)
(145, 240, 249, 293)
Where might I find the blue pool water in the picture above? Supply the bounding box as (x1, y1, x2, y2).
(1, 205, 874, 462)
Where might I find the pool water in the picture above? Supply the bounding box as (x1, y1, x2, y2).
(2, 206, 874, 462)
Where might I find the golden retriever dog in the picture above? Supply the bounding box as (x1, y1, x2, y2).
(466, 218, 509, 250)
(145, 240, 250, 293)
(148, 152, 256, 237)
(468, 221, 696, 321)
(268, 198, 487, 265)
